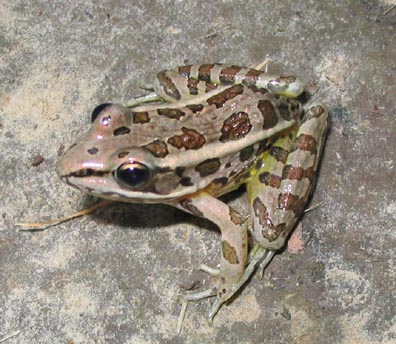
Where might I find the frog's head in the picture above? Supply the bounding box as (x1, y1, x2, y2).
(56, 104, 216, 203)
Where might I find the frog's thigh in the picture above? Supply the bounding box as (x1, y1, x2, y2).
(176, 192, 248, 289)
(247, 130, 296, 251)
(248, 103, 328, 251)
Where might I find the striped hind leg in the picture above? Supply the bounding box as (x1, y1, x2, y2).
(246, 103, 328, 274)
(152, 63, 305, 102)
(215, 103, 328, 302)
(126, 61, 305, 108)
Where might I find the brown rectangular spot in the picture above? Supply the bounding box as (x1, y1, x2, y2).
(295, 134, 317, 154)
(258, 99, 279, 129)
(282, 165, 303, 180)
(142, 140, 169, 158)
(198, 64, 215, 82)
(258, 172, 282, 188)
(194, 158, 221, 177)
(220, 111, 252, 142)
(278, 193, 304, 214)
(186, 104, 204, 113)
(253, 196, 273, 229)
(132, 111, 150, 123)
(178, 65, 192, 77)
(221, 240, 239, 264)
(229, 208, 244, 225)
(205, 82, 218, 92)
(247, 84, 268, 94)
(187, 78, 199, 95)
(157, 71, 181, 100)
(207, 85, 244, 108)
(219, 65, 242, 84)
(304, 166, 315, 182)
(278, 193, 298, 210)
(157, 108, 185, 119)
(269, 146, 289, 163)
(168, 127, 206, 150)
(244, 69, 262, 86)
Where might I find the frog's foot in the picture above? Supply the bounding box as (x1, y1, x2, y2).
(256, 248, 276, 280)
(204, 246, 275, 318)
(177, 263, 235, 332)
(177, 246, 275, 332)
(178, 284, 232, 334)
(139, 83, 154, 91)
(215, 245, 274, 306)
(177, 287, 217, 333)
(199, 264, 220, 277)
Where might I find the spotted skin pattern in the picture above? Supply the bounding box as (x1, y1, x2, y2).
(57, 63, 328, 325)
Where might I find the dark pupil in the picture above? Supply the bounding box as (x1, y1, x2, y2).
(116, 163, 150, 188)
(91, 103, 113, 123)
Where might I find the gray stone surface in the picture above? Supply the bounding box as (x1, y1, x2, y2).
(1, 1, 395, 343)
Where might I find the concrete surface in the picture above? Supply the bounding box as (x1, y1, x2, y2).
(1, 1, 395, 343)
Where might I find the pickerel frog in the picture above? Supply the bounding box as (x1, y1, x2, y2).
(57, 63, 328, 325)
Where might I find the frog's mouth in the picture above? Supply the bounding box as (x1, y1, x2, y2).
(60, 169, 111, 192)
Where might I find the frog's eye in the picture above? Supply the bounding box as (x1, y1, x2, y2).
(114, 162, 151, 189)
(91, 103, 113, 123)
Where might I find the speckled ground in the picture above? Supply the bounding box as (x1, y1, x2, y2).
(1, 1, 395, 343)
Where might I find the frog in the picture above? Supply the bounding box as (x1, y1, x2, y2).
(56, 63, 328, 326)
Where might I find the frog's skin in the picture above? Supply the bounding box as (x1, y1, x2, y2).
(57, 63, 328, 323)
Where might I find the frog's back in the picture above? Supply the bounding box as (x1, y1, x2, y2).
(89, 85, 300, 161)
(58, 84, 302, 202)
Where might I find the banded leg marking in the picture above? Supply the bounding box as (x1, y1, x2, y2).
(125, 62, 305, 109)
(153, 63, 305, 104)
(248, 103, 328, 250)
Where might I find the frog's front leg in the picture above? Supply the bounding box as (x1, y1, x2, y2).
(172, 191, 248, 317)
(125, 92, 161, 108)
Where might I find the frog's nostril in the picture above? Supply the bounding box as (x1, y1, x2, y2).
(91, 103, 113, 123)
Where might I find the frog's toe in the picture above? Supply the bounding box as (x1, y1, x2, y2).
(207, 295, 226, 322)
(177, 287, 218, 333)
(182, 287, 217, 301)
(181, 289, 228, 323)
(199, 264, 220, 277)
(256, 250, 276, 279)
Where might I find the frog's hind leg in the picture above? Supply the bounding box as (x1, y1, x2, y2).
(153, 62, 305, 103)
(125, 59, 271, 108)
(127, 61, 304, 110)
(245, 104, 303, 277)
(247, 103, 328, 271)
